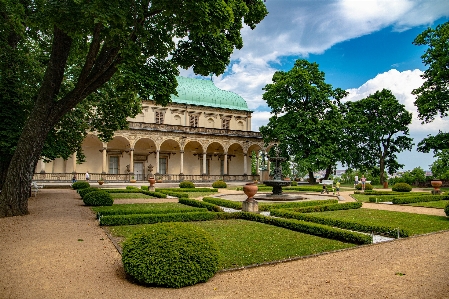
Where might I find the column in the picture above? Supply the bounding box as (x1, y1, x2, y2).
(72, 152, 77, 173)
(202, 152, 207, 175)
(130, 148, 134, 173)
(256, 152, 260, 175)
(102, 147, 107, 174)
(180, 151, 184, 174)
(223, 152, 228, 175)
(156, 150, 160, 173)
(243, 153, 247, 175)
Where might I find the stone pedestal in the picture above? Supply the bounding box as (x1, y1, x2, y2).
(242, 199, 259, 213)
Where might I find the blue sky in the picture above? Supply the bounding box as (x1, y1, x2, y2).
(180, 0, 449, 171)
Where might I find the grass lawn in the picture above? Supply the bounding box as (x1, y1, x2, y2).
(185, 191, 217, 198)
(110, 193, 154, 199)
(92, 202, 206, 216)
(407, 201, 449, 209)
(108, 219, 356, 270)
(308, 208, 449, 235)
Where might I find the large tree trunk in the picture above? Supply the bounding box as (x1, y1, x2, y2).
(323, 165, 333, 180)
(379, 155, 386, 184)
(308, 170, 316, 184)
(0, 111, 53, 216)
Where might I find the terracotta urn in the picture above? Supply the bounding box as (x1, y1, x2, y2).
(431, 180, 442, 194)
(243, 182, 258, 200)
(98, 180, 104, 186)
(148, 177, 156, 186)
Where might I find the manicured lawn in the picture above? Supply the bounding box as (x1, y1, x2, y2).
(308, 208, 449, 235)
(185, 191, 217, 198)
(108, 219, 355, 270)
(407, 201, 449, 209)
(92, 203, 204, 216)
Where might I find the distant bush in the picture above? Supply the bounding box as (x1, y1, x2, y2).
(72, 181, 90, 190)
(212, 180, 227, 188)
(290, 181, 298, 186)
(141, 186, 149, 191)
(122, 222, 219, 288)
(392, 183, 412, 192)
(126, 186, 140, 190)
(83, 190, 113, 206)
(355, 183, 373, 191)
(445, 202, 449, 217)
(179, 181, 195, 188)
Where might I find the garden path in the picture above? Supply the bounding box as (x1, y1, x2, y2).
(0, 188, 448, 298)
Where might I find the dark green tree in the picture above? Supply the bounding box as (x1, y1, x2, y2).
(412, 21, 449, 154)
(342, 89, 413, 184)
(259, 59, 348, 182)
(0, 0, 267, 217)
(430, 150, 449, 180)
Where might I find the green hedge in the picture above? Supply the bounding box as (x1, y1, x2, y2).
(122, 222, 219, 288)
(178, 198, 222, 212)
(355, 183, 373, 191)
(104, 189, 167, 198)
(155, 188, 218, 193)
(99, 211, 238, 226)
(445, 202, 449, 217)
(239, 212, 372, 245)
(202, 197, 243, 210)
(72, 181, 90, 190)
(212, 180, 227, 188)
(83, 190, 113, 206)
(391, 183, 412, 192)
(78, 187, 100, 199)
(259, 200, 339, 212)
(94, 205, 207, 218)
(291, 202, 362, 213)
(392, 194, 449, 204)
(270, 209, 408, 238)
(179, 181, 195, 188)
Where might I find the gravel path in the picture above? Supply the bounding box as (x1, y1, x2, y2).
(1, 189, 449, 298)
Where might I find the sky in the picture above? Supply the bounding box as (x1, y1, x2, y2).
(180, 0, 449, 172)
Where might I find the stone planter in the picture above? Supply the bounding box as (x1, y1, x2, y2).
(431, 180, 442, 195)
(130, 179, 136, 183)
(383, 181, 388, 189)
(148, 178, 156, 186)
(98, 181, 104, 185)
(243, 182, 258, 199)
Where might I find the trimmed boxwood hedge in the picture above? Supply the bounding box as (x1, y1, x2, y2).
(239, 212, 372, 245)
(72, 181, 90, 190)
(122, 222, 220, 288)
(391, 183, 412, 192)
(291, 202, 362, 213)
(83, 190, 113, 206)
(202, 197, 243, 210)
(270, 209, 409, 238)
(104, 189, 167, 198)
(445, 202, 449, 217)
(212, 180, 227, 188)
(94, 205, 207, 218)
(78, 187, 99, 199)
(355, 183, 373, 191)
(99, 211, 238, 226)
(178, 198, 222, 212)
(259, 200, 339, 212)
(392, 194, 449, 204)
(156, 188, 218, 193)
(179, 181, 195, 188)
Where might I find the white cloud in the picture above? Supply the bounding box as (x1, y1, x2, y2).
(345, 69, 449, 133)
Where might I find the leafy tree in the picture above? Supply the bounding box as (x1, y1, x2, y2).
(342, 89, 413, 184)
(259, 59, 348, 182)
(412, 21, 449, 153)
(0, 0, 267, 217)
(430, 150, 449, 180)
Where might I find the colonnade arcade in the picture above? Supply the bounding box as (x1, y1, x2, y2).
(36, 132, 267, 182)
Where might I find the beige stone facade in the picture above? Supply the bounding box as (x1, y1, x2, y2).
(34, 78, 265, 182)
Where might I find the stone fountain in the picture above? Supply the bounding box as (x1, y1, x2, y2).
(255, 145, 304, 201)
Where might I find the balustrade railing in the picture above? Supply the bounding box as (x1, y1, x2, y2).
(33, 173, 260, 183)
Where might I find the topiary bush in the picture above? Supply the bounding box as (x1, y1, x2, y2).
(355, 183, 373, 191)
(78, 187, 99, 199)
(179, 180, 195, 188)
(122, 222, 220, 288)
(212, 180, 227, 188)
(83, 190, 113, 206)
(72, 181, 90, 190)
(445, 202, 449, 217)
(391, 183, 412, 192)
(290, 181, 298, 186)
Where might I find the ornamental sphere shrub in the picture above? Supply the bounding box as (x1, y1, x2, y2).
(72, 181, 90, 190)
(78, 187, 99, 199)
(355, 183, 373, 191)
(179, 180, 195, 188)
(83, 190, 113, 206)
(122, 222, 220, 288)
(212, 180, 227, 188)
(392, 183, 412, 192)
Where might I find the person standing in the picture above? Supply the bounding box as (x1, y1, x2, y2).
(85, 171, 90, 181)
(361, 175, 366, 191)
(354, 175, 359, 188)
(336, 181, 340, 195)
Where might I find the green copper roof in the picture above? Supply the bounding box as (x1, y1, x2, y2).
(171, 77, 249, 111)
